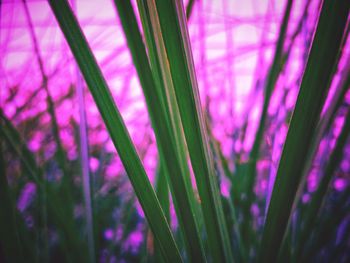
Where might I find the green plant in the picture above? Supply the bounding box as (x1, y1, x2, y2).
(1, 0, 349, 262)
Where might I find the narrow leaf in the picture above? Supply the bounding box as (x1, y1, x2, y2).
(259, 1, 350, 262)
(150, 0, 234, 261)
(48, 1, 182, 262)
(244, 0, 294, 230)
(114, 1, 205, 261)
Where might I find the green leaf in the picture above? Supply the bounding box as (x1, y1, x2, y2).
(114, 1, 205, 261)
(279, 53, 350, 261)
(186, 0, 195, 20)
(135, 0, 199, 215)
(48, 1, 182, 262)
(259, 1, 350, 262)
(147, 0, 234, 261)
(243, 0, 293, 233)
(135, 0, 201, 225)
(295, 47, 350, 206)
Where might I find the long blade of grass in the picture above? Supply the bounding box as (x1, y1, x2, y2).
(48, 1, 182, 262)
(259, 1, 350, 262)
(294, 51, 350, 206)
(294, 107, 350, 261)
(149, 0, 233, 261)
(135, 0, 201, 225)
(136, 0, 200, 215)
(279, 54, 350, 258)
(68, 1, 96, 260)
(76, 72, 95, 263)
(114, 1, 205, 261)
(71, 2, 95, 259)
(279, 37, 350, 261)
(137, 0, 208, 256)
(244, 0, 293, 235)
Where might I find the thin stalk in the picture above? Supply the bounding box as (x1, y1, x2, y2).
(77, 72, 95, 262)
(71, 1, 96, 261)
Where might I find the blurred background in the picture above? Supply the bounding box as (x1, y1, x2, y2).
(1, 0, 349, 262)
